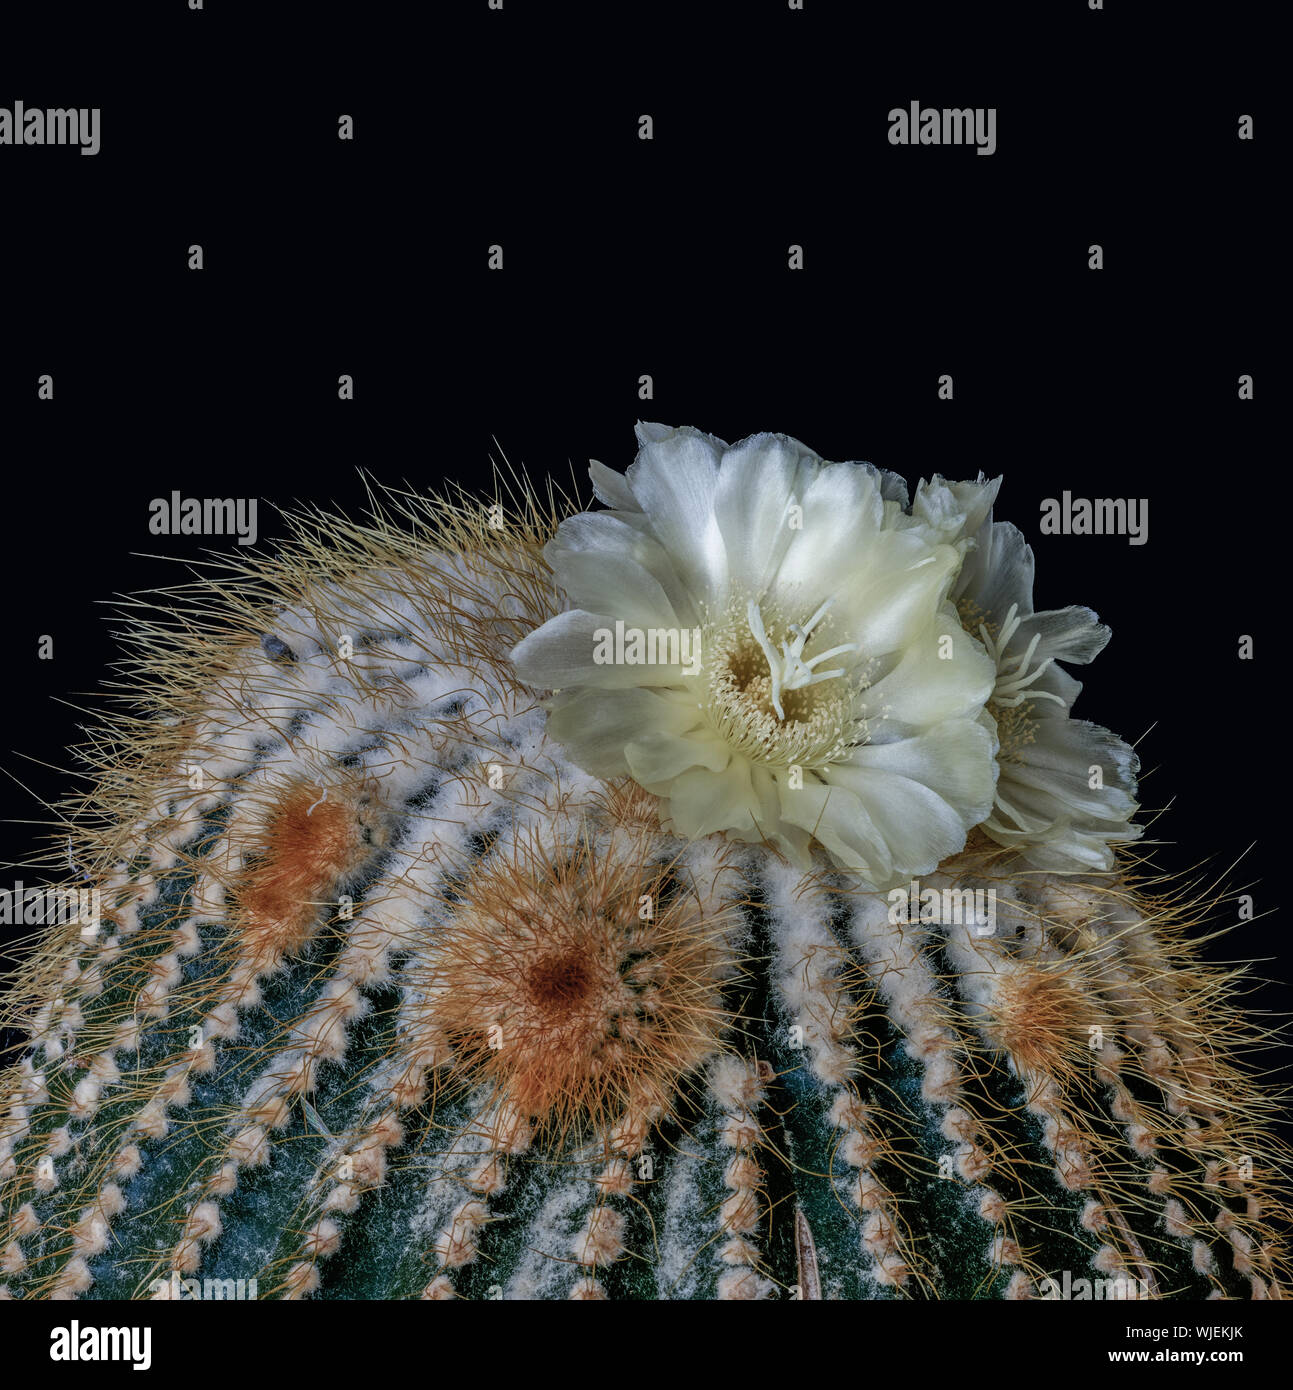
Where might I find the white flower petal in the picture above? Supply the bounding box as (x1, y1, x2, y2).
(776, 777, 893, 885)
(841, 720, 998, 827)
(836, 533, 961, 656)
(987, 792, 1137, 872)
(625, 425, 730, 599)
(910, 474, 1002, 547)
(954, 520, 1033, 619)
(512, 609, 693, 690)
(863, 609, 996, 727)
(636, 420, 732, 451)
(544, 513, 695, 628)
(874, 467, 911, 507)
(769, 462, 886, 607)
(711, 433, 818, 594)
(662, 760, 765, 840)
(999, 718, 1138, 821)
(852, 773, 973, 880)
(589, 458, 640, 511)
(545, 687, 698, 777)
(625, 728, 732, 785)
(988, 713, 1141, 871)
(750, 764, 815, 862)
(823, 723, 996, 882)
(1013, 605, 1111, 667)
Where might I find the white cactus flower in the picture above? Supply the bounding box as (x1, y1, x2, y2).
(512, 423, 999, 887)
(939, 486, 1142, 871)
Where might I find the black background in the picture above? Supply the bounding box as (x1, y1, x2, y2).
(0, 0, 1282, 1344)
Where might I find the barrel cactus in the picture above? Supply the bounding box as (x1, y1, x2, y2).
(0, 422, 1286, 1302)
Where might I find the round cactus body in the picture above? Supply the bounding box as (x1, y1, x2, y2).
(0, 445, 1287, 1303)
